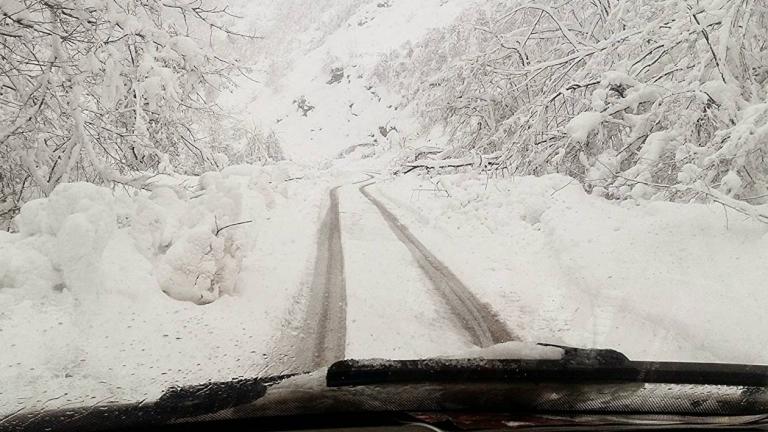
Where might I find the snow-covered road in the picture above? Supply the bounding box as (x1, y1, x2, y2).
(288, 183, 347, 372)
(3, 168, 521, 415)
(343, 178, 469, 359)
(285, 173, 515, 367)
(358, 182, 515, 347)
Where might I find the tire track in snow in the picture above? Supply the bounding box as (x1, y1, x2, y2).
(359, 182, 516, 347)
(294, 184, 347, 370)
(293, 175, 373, 371)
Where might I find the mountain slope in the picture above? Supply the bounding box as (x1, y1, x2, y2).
(242, 0, 476, 162)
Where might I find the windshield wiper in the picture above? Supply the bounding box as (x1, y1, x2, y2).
(327, 345, 768, 388)
(318, 345, 768, 419)
(4, 377, 266, 432)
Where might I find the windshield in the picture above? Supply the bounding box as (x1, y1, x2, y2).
(1, 0, 767, 424)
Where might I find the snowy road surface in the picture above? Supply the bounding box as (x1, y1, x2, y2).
(290, 174, 513, 366)
(291, 183, 347, 371)
(359, 182, 515, 347)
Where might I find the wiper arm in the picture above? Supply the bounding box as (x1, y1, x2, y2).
(5, 377, 266, 432)
(153, 377, 267, 418)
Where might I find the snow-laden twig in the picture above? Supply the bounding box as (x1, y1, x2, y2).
(215, 220, 254, 237)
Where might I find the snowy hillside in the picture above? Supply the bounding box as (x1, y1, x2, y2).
(241, 0, 475, 162)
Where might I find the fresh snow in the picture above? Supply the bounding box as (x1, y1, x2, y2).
(449, 342, 564, 360)
(2, 0, 768, 420)
(0, 165, 333, 413)
(566, 111, 604, 143)
(339, 181, 474, 359)
(240, 0, 473, 163)
(375, 172, 768, 364)
(4, 157, 768, 414)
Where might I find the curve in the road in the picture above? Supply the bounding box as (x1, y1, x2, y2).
(359, 182, 517, 347)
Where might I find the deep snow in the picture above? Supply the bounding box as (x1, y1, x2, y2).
(3, 164, 768, 416)
(375, 172, 768, 364)
(0, 164, 334, 414)
(3, 0, 768, 419)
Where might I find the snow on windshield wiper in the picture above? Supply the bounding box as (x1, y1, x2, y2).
(3, 378, 266, 432)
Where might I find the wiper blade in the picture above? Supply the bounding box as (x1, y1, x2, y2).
(326, 345, 768, 388)
(4, 377, 266, 432)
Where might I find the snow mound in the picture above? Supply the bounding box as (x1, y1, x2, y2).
(4, 173, 257, 304)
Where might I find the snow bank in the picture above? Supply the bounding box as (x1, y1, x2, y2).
(6, 175, 248, 304)
(0, 165, 331, 415)
(377, 172, 768, 364)
(2, 163, 316, 306)
(4, 164, 316, 305)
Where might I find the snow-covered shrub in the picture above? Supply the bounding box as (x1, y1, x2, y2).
(13, 183, 117, 297)
(377, 0, 768, 213)
(3, 175, 251, 304)
(227, 129, 286, 166)
(156, 225, 232, 304)
(134, 173, 247, 304)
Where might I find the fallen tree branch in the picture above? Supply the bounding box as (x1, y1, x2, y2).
(403, 156, 476, 169)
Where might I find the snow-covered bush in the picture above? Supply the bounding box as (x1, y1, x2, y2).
(128, 172, 248, 304)
(377, 0, 768, 212)
(2, 173, 254, 304)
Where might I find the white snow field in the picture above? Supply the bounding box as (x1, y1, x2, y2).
(240, 0, 473, 163)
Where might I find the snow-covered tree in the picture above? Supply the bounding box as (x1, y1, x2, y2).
(379, 0, 768, 213)
(0, 0, 256, 221)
